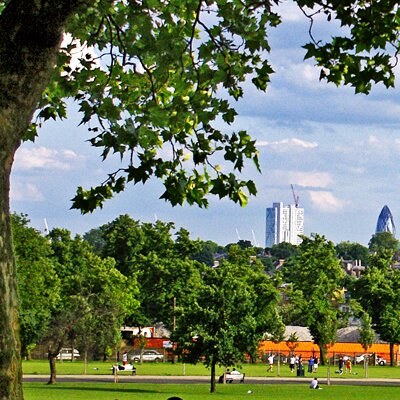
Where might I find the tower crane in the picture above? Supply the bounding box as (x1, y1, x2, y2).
(291, 184, 300, 208)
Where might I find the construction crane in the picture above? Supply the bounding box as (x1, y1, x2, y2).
(291, 184, 300, 208)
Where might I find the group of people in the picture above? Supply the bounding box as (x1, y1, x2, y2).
(266, 353, 319, 374)
(287, 354, 319, 374)
(338, 356, 352, 374)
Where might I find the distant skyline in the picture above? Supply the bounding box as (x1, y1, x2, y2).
(10, 3, 400, 247)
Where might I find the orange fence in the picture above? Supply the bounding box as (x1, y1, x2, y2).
(259, 341, 399, 363)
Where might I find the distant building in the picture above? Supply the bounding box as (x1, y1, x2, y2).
(265, 202, 304, 248)
(376, 205, 396, 236)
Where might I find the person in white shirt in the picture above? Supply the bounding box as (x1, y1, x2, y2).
(122, 351, 128, 365)
(230, 368, 241, 375)
(289, 355, 296, 373)
(310, 377, 321, 389)
(267, 354, 274, 372)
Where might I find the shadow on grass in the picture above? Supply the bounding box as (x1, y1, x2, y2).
(28, 384, 161, 395)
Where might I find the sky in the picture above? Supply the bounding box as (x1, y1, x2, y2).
(10, 3, 400, 247)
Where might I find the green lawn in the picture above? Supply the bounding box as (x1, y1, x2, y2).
(23, 360, 400, 379)
(23, 382, 400, 400)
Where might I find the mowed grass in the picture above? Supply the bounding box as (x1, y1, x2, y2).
(23, 382, 400, 400)
(23, 360, 400, 379)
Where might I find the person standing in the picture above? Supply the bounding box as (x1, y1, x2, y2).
(289, 354, 296, 373)
(338, 357, 344, 374)
(122, 351, 128, 365)
(267, 354, 275, 372)
(308, 356, 314, 373)
(345, 358, 352, 374)
(313, 356, 319, 373)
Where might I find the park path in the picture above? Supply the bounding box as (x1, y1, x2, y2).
(23, 375, 400, 386)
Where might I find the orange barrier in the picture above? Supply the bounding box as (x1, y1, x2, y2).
(259, 340, 398, 361)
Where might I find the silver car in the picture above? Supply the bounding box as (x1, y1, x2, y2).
(129, 350, 164, 362)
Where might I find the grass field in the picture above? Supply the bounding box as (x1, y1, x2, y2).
(23, 382, 400, 400)
(22, 360, 400, 379)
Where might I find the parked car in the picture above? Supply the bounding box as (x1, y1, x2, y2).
(129, 350, 164, 362)
(376, 356, 387, 366)
(55, 348, 80, 360)
(355, 354, 387, 365)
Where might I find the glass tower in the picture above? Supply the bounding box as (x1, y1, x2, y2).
(375, 205, 396, 236)
(265, 202, 304, 248)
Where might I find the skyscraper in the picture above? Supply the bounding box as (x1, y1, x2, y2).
(375, 205, 396, 236)
(265, 202, 304, 248)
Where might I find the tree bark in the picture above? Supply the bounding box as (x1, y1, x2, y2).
(390, 342, 394, 367)
(48, 355, 57, 385)
(210, 361, 216, 393)
(0, 1, 92, 398)
(0, 152, 23, 400)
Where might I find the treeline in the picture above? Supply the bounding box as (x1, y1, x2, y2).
(13, 213, 400, 389)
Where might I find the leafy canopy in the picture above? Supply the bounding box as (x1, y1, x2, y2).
(15, 0, 400, 212)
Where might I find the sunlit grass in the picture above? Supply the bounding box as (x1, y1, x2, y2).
(23, 360, 400, 380)
(23, 382, 400, 400)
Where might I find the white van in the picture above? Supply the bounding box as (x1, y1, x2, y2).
(56, 348, 80, 360)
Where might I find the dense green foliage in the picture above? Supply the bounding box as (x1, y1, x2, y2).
(88, 215, 204, 330)
(335, 241, 369, 266)
(13, 214, 59, 359)
(281, 234, 345, 364)
(172, 245, 284, 392)
(352, 250, 400, 366)
(13, 219, 134, 382)
(368, 232, 399, 253)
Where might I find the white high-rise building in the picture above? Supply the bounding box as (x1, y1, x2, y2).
(265, 202, 304, 248)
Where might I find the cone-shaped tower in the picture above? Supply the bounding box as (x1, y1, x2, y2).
(375, 205, 396, 236)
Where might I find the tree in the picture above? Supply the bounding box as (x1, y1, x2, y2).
(191, 240, 223, 267)
(268, 242, 300, 261)
(44, 229, 134, 383)
(352, 250, 400, 366)
(12, 214, 60, 359)
(98, 215, 204, 329)
(286, 332, 300, 356)
(368, 232, 400, 260)
(277, 283, 307, 326)
(335, 241, 369, 266)
(172, 247, 284, 393)
(282, 234, 345, 364)
(2, 1, 400, 397)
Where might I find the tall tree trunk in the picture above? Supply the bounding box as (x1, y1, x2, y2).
(210, 361, 216, 393)
(0, 1, 92, 398)
(0, 152, 23, 400)
(390, 342, 394, 367)
(48, 355, 57, 384)
(319, 345, 326, 366)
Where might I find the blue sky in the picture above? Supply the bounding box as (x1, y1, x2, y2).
(10, 3, 400, 247)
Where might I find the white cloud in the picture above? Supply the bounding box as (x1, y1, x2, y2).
(11, 182, 44, 202)
(281, 63, 322, 89)
(273, 170, 333, 188)
(368, 135, 379, 144)
(257, 137, 318, 150)
(273, 1, 303, 22)
(14, 147, 82, 171)
(309, 191, 348, 212)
